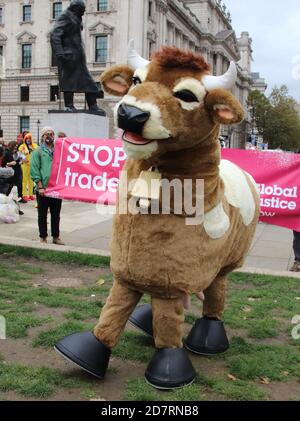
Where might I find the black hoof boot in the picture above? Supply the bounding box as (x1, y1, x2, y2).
(129, 304, 153, 338)
(185, 317, 229, 355)
(145, 348, 196, 390)
(54, 331, 111, 378)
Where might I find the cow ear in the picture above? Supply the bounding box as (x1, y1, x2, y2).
(100, 65, 134, 97)
(205, 89, 244, 125)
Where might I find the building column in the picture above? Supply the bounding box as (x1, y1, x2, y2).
(156, 0, 168, 47)
(216, 54, 223, 75)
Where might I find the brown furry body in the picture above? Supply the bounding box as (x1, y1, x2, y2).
(111, 154, 259, 299)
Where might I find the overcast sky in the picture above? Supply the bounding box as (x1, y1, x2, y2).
(224, 0, 300, 102)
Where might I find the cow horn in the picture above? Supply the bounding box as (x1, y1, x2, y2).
(202, 61, 237, 91)
(127, 39, 150, 70)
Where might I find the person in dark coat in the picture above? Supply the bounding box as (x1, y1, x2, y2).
(0, 146, 14, 195)
(2, 141, 26, 203)
(50, 0, 103, 113)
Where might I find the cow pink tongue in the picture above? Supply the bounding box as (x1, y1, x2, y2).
(124, 131, 149, 145)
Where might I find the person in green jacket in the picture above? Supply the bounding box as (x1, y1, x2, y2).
(30, 127, 64, 245)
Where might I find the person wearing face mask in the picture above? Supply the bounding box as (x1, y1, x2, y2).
(18, 133, 38, 201)
(30, 127, 64, 245)
(50, 0, 104, 113)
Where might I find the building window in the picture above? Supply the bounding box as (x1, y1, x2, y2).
(148, 1, 153, 18)
(51, 49, 57, 67)
(0, 7, 3, 24)
(95, 35, 107, 63)
(213, 54, 217, 76)
(0, 46, 3, 80)
(148, 41, 153, 60)
(50, 85, 60, 102)
(23, 5, 32, 22)
(53, 2, 62, 19)
(20, 86, 30, 102)
(19, 116, 30, 133)
(97, 0, 108, 12)
(22, 44, 32, 69)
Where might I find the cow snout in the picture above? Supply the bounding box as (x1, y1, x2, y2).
(118, 104, 150, 135)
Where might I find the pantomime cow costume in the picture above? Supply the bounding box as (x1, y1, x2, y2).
(55, 42, 260, 390)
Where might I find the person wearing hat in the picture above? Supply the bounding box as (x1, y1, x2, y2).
(19, 133, 38, 201)
(30, 127, 64, 245)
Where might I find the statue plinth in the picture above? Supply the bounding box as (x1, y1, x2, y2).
(49, 109, 106, 117)
(44, 110, 109, 139)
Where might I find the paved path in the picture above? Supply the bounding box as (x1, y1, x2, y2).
(0, 199, 297, 277)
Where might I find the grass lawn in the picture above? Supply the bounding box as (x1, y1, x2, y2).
(0, 244, 299, 401)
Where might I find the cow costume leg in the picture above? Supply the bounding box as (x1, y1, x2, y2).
(145, 296, 196, 389)
(151, 296, 184, 348)
(130, 276, 230, 356)
(55, 280, 142, 378)
(93, 280, 142, 348)
(202, 274, 227, 319)
(185, 275, 229, 355)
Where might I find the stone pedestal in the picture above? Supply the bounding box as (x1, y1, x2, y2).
(44, 111, 110, 139)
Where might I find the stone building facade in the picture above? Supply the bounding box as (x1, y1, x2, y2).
(251, 72, 268, 94)
(0, 0, 254, 147)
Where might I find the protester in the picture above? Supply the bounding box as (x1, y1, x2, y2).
(30, 127, 64, 245)
(290, 231, 300, 271)
(2, 141, 26, 203)
(57, 132, 67, 138)
(0, 145, 14, 195)
(18, 133, 38, 201)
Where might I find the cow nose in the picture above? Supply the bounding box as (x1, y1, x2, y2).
(118, 104, 150, 135)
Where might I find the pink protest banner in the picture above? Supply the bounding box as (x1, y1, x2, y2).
(222, 149, 300, 232)
(46, 138, 300, 231)
(46, 138, 126, 205)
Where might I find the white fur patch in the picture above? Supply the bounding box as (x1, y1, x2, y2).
(123, 140, 159, 160)
(219, 160, 257, 226)
(133, 65, 149, 83)
(204, 202, 230, 239)
(178, 101, 200, 111)
(116, 95, 171, 140)
(173, 78, 206, 111)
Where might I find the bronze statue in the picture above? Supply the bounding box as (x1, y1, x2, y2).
(50, 0, 104, 113)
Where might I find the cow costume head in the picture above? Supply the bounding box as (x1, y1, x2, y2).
(101, 40, 244, 160)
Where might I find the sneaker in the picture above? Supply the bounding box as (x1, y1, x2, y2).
(23, 196, 30, 202)
(290, 261, 300, 272)
(53, 237, 65, 246)
(30, 196, 36, 201)
(64, 106, 77, 112)
(40, 238, 47, 244)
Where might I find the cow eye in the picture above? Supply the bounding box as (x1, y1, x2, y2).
(174, 90, 199, 103)
(132, 76, 142, 86)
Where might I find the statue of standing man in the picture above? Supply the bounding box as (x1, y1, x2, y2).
(50, 0, 104, 113)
